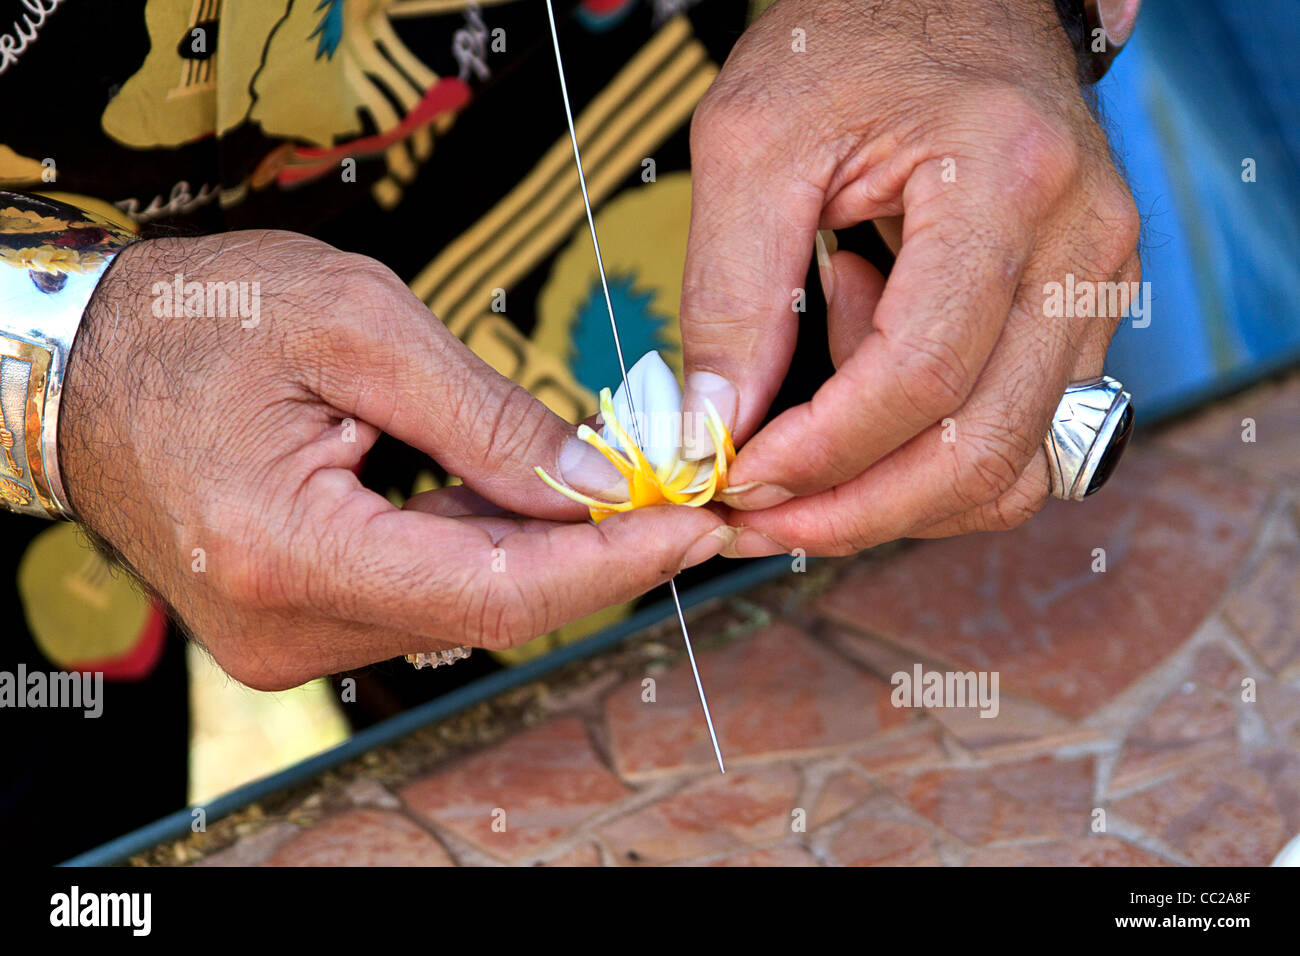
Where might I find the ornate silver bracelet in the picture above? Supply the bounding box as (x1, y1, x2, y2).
(0, 192, 137, 519)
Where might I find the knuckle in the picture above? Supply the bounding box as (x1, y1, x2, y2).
(976, 87, 1080, 208)
(953, 428, 1033, 508)
(336, 250, 402, 289)
(307, 252, 412, 335)
(283, 256, 410, 354)
(779, 414, 859, 491)
(228, 229, 335, 276)
(690, 84, 783, 172)
(969, 478, 1047, 534)
(467, 597, 515, 653)
(436, 558, 542, 653)
(954, 461, 1015, 511)
(468, 579, 545, 653)
(989, 484, 1045, 531)
(1093, 185, 1142, 274)
(820, 530, 862, 558)
(807, 493, 869, 557)
(340, 255, 413, 321)
(690, 93, 737, 161)
(891, 331, 973, 420)
(474, 385, 554, 473)
(692, 84, 746, 140)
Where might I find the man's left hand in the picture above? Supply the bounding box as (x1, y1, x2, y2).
(678, 0, 1141, 556)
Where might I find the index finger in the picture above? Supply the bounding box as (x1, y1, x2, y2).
(677, 101, 828, 454)
(722, 158, 1038, 507)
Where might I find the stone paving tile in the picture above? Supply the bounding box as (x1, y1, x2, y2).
(827, 816, 945, 866)
(1250, 749, 1300, 836)
(598, 768, 800, 865)
(264, 809, 453, 866)
(921, 692, 1106, 761)
(1109, 646, 1245, 794)
(888, 756, 1095, 847)
(707, 844, 821, 866)
(1110, 750, 1298, 866)
(825, 628, 1098, 759)
(399, 717, 630, 862)
(1156, 375, 1300, 487)
(539, 842, 603, 867)
(342, 777, 403, 810)
(811, 789, 962, 865)
(1222, 544, 1300, 680)
(809, 772, 875, 829)
(196, 822, 301, 867)
(605, 623, 905, 779)
(537, 671, 624, 716)
(851, 721, 951, 775)
(966, 837, 1168, 867)
(1258, 676, 1300, 745)
(900, 684, 1099, 762)
(818, 450, 1271, 720)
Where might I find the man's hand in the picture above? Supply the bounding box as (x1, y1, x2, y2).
(61, 231, 727, 689)
(678, 0, 1140, 556)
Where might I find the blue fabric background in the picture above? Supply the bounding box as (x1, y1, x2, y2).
(1099, 0, 1300, 419)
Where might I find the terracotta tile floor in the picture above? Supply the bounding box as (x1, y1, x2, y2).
(158, 371, 1300, 867)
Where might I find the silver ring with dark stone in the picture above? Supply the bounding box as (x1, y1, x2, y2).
(1044, 375, 1134, 501)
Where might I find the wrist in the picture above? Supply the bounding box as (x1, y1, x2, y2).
(58, 237, 168, 529)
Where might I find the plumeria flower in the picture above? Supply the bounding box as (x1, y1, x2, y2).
(536, 351, 736, 523)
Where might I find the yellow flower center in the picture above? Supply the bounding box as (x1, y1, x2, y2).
(535, 388, 735, 523)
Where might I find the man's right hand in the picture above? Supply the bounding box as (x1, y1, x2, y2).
(60, 231, 727, 690)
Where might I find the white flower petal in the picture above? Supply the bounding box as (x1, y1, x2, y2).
(678, 467, 716, 495)
(603, 350, 683, 474)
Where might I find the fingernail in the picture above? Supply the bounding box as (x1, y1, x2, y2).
(681, 525, 737, 570)
(558, 436, 624, 497)
(717, 480, 794, 510)
(720, 528, 786, 559)
(815, 230, 837, 303)
(681, 371, 738, 461)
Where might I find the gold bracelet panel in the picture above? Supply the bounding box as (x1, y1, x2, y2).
(0, 334, 56, 517)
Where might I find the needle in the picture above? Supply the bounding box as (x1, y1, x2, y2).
(544, 0, 726, 774)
